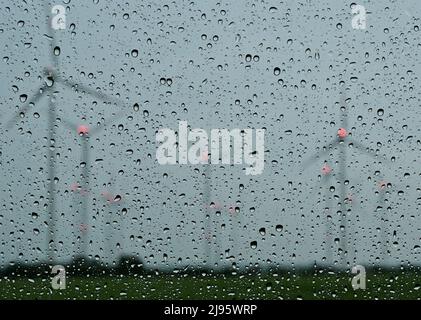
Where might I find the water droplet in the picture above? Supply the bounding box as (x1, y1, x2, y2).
(19, 94, 28, 102)
(131, 49, 138, 57)
(54, 46, 60, 56)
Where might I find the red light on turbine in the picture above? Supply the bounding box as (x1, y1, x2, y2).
(346, 193, 354, 204)
(101, 191, 113, 203)
(337, 128, 348, 139)
(70, 183, 80, 192)
(378, 180, 387, 190)
(321, 164, 332, 175)
(77, 125, 89, 136)
(79, 223, 89, 233)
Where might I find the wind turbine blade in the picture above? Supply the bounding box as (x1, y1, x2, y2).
(55, 74, 127, 107)
(80, 137, 90, 257)
(302, 138, 340, 168)
(61, 118, 78, 131)
(306, 172, 332, 205)
(6, 84, 50, 128)
(340, 91, 349, 129)
(89, 109, 128, 136)
(348, 139, 389, 162)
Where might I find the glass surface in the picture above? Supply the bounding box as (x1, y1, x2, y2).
(0, 0, 420, 300)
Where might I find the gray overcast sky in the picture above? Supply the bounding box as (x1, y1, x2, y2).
(0, 0, 420, 269)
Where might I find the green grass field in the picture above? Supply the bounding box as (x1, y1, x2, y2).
(1, 270, 420, 300)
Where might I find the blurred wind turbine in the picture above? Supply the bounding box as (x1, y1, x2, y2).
(202, 159, 213, 269)
(314, 162, 334, 265)
(229, 200, 241, 270)
(4, 3, 63, 262)
(5, 3, 130, 263)
(101, 173, 125, 265)
(372, 171, 396, 265)
(304, 90, 388, 269)
(61, 111, 127, 258)
(311, 163, 364, 266)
